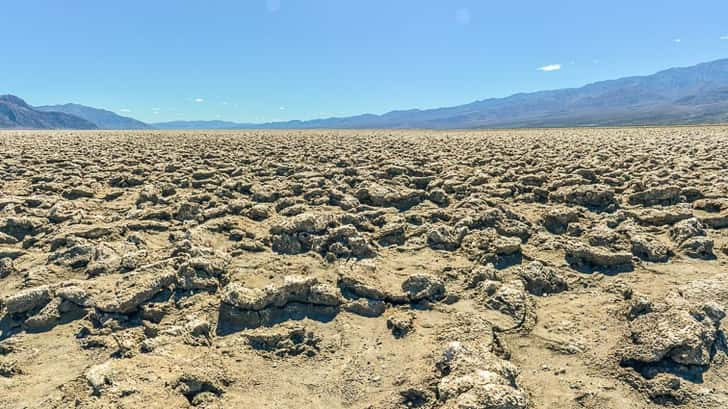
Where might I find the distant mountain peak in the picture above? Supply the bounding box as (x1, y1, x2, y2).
(35, 103, 152, 129)
(0, 94, 31, 108)
(152, 58, 728, 130)
(0, 95, 98, 129)
(5, 58, 728, 131)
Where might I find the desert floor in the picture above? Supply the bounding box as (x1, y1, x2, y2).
(1, 127, 727, 408)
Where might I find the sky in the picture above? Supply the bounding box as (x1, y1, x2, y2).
(3, 0, 728, 123)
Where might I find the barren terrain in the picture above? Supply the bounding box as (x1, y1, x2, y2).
(1, 127, 727, 409)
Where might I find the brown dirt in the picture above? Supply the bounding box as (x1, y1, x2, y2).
(1, 127, 727, 408)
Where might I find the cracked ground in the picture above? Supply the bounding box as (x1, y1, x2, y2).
(1, 127, 728, 408)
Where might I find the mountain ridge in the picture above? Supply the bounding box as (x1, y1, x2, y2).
(4, 58, 728, 130)
(0, 95, 98, 130)
(35, 103, 152, 129)
(153, 58, 728, 129)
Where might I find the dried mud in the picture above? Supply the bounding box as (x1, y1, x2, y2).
(1, 127, 727, 408)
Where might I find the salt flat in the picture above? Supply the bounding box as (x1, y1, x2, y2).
(1, 127, 727, 408)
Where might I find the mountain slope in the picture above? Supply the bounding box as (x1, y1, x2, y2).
(35, 103, 151, 129)
(153, 58, 728, 129)
(267, 58, 728, 129)
(0, 95, 97, 130)
(8, 58, 728, 130)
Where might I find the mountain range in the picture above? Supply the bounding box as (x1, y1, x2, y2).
(0, 95, 98, 129)
(0, 96, 151, 130)
(154, 58, 728, 129)
(3, 58, 728, 130)
(35, 103, 151, 129)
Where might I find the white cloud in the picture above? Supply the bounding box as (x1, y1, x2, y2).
(455, 8, 471, 25)
(266, 0, 281, 13)
(721, 35, 728, 40)
(673, 38, 681, 43)
(194, 98, 204, 103)
(119, 108, 131, 113)
(537, 64, 561, 72)
(279, 106, 286, 110)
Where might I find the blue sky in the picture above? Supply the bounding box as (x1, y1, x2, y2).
(3, 0, 728, 123)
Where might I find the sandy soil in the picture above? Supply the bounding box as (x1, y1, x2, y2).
(1, 127, 727, 409)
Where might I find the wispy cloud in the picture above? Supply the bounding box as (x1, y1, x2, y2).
(194, 98, 204, 103)
(279, 106, 286, 111)
(537, 64, 561, 72)
(119, 108, 131, 113)
(673, 38, 682, 43)
(266, 0, 281, 13)
(721, 35, 728, 40)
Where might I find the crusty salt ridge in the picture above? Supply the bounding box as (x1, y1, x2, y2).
(0, 127, 726, 408)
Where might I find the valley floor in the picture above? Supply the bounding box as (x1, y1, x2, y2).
(1, 127, 727, 408)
